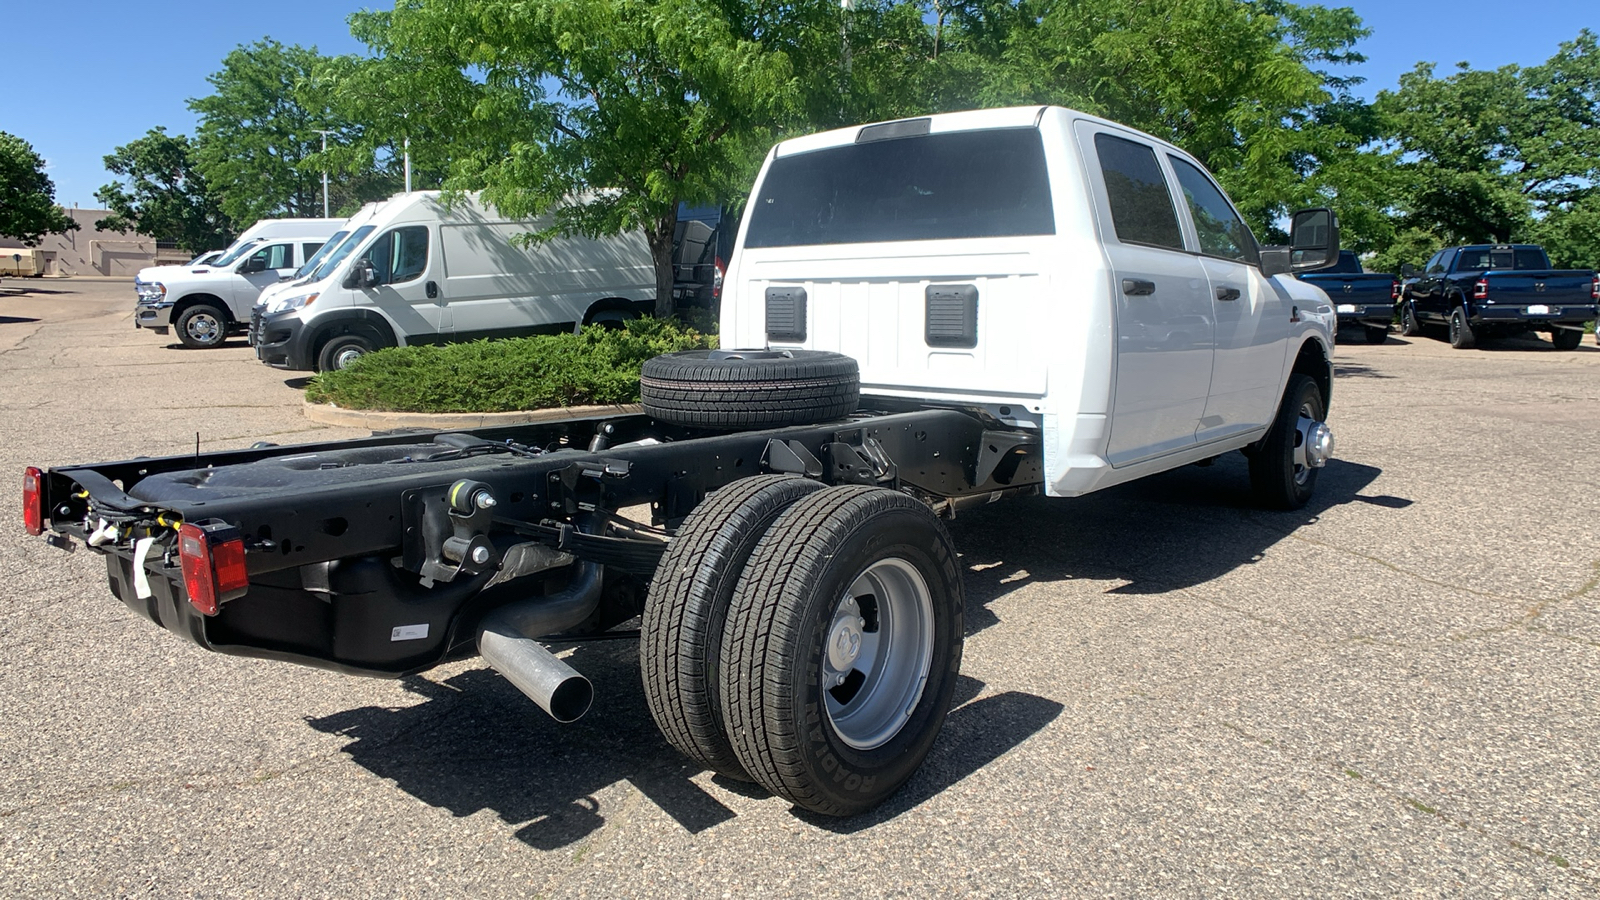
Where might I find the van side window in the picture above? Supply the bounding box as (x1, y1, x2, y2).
(1168, 156, 1259, 265)
(1093, 134, 1183, 251)
(365, 226, 429, 284)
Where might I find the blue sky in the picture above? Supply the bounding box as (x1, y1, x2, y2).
(3, 0, 1594, 209)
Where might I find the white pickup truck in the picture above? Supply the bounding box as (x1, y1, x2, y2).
(25, 106, 1337, 819)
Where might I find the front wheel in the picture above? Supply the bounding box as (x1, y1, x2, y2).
(1399, 302, 1422, 337)
(1550, 328, 1582, 351)
(1248, 374, 1331, 510)
(317, 333, 377, 372)
(176, 304, 228, 349)
(1448, 307, 1476, 349)
(720, 486, 963, 816)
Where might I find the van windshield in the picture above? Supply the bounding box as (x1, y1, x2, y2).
(316, 225, 377, 279)
(743, 128, 1055, 248)
(212, 239, 262, 267)
(293, 230, 349, 278)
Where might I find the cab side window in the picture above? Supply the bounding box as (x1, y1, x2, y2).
(364, 226, 429, 285)
(1168, 156, 1259, 265)
(302, 242, 324, 260)
(250, 243, 294, 270)
(1424, 251, 1446, 275)
(1094, 134, 1184, 251)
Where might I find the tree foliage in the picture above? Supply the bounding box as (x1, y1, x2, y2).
(95, 128, 233, 254)
(0, 131, 77, 246)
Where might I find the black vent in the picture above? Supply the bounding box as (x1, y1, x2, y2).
(766, 286, 807, 341)
(925, 284, 978, 348)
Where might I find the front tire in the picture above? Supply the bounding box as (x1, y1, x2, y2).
(641, 475, 826, 781)
(1448, 307, 1476, 349)
(317, 333, 377, 372)
(720, 486, 964, 816)
(1248, 374, 1330, 510)
(1550, 328, 1582, 351)
(1399, 301, 1422, 337)
(176, 304, 228, 349)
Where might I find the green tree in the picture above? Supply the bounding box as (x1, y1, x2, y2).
(1375, 29, 1600, 265)
(343, 0, 798, 317)
(190, 39, 397, 225)
(95, 128, 233, 254)
(0, 131, 77, 246)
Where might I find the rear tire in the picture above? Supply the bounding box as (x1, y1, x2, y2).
(1448, 307, 1476, 349)
(317, 333, 377, 372)
(641, 349, 860, 430)
(1364, 325, 1389, 344)
(1550, 328, 1582, 351)
(1249, 374, 1328, 510)
(176, 304, 228, 349)
(720, 486, 964, 816)
(641, 475, 826, 781)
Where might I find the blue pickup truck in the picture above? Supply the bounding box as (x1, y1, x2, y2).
(1398, 244, 1598, 350)
(1299, 250, 1398, 343)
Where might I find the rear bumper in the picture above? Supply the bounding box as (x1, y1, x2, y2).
(1473, 303, 1598, 327)
(1334, 303, 1393, 328)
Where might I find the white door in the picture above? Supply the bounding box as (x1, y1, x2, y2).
(1165, 155, 1286, 440)
(1080, 126, 1215, 466)
(358, 225, 450, 343)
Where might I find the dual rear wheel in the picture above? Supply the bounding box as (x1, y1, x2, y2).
(641, 478, 963, 816)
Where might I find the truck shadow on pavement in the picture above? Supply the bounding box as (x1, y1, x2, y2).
(303, 453, 1391, 845)
(306, 654, 1060, 847)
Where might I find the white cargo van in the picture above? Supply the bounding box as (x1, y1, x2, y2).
(132, 217, 343, 347)
(254, 192, 655, 371)
(250, 204, 382, 327)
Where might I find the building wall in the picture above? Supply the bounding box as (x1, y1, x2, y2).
(0, 208, 171, 276)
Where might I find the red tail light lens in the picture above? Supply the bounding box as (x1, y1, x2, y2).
(23, 466, 43, 536)
(713, 255, 725, 300)
(1391, 280, 1400, 301)
(177, 521, 249, 616)
(1474, 278, 1489, 299)
(1591, 275, 1598, 301)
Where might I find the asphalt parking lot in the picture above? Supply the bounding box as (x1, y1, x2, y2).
(3, 278, 1598, 897)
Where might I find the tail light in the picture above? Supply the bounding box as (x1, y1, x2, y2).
(177, 520, 250, 616)
(1591, 275, 1598, 301)
(1473, 278, 1489, 300)
(712, 256, 725, 300)
(23, 466, 43, 536)
(1391, 280, 1400, 301)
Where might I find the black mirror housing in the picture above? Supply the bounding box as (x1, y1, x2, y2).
(1287, 208, 1340, 272)
(238, 257, 266, 274)
(1400, 263, 1418, 278)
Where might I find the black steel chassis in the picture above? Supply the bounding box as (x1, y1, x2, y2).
(39, 403, 1042, 678)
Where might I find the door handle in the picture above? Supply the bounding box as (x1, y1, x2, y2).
(1215, 286, 1241, 302)
(1122, 278, 1156, 296)
(426, 280, 439, 300)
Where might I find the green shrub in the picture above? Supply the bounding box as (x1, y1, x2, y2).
(304, 317, 716, 412)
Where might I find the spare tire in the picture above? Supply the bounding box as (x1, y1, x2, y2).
(641, 349, 860, 430)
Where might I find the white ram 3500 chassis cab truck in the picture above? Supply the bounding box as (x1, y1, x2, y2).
(25, 106, 1337, 818)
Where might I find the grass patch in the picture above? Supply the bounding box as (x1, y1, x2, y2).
(305, 317, 714, 413)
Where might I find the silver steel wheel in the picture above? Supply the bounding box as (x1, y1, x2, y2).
(823, 558, 935, 751)
(332, 346, 365, 369)
(185, 313, 220, 343)
(1292, 405, 1334, 487)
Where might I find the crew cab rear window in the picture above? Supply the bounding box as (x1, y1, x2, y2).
(1455, 247, 1550, 271)
(1093, 134, 1183, 251)
(742, 128, 1055, 248)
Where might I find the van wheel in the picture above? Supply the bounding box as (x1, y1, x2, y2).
(641, 349, 860, 430)
(641, 475, 827, 781)
(176, 304, 228, 349)
(318, 334, 376, 372)
(1550, 328, 1582, 351)
(585, 307, 638, 331)
(720, 486, 963, 816)
(1248, 374, 1331, 510)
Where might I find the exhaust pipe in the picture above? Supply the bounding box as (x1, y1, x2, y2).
(477, 557, 604, 723)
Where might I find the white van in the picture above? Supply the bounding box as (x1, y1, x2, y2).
(133, 217, 344, 347)
(251, 204, 382, 322)
(253, 192, 655, 371)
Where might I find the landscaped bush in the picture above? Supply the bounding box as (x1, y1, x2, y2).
(304, 317, 715, 412)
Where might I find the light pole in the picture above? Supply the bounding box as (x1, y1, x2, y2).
(841, 0, 854, 85)
(313, 129, 336, 218)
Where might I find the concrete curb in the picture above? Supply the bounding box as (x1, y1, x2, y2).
(303, 399, 643, 431)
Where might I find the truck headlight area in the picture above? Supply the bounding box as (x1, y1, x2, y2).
(265, 292, 318, 315)
(135, 281, 166, 301)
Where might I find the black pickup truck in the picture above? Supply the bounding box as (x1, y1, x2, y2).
(1397, 244, 1599, 349)
(1298, 250, 1398, 344)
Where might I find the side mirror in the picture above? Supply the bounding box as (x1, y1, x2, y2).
(343, 259, 379, 289)
(237, 257, 267, 274)
(1400, 263, 1418, 278)
(1287, 207, 1339, 272)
